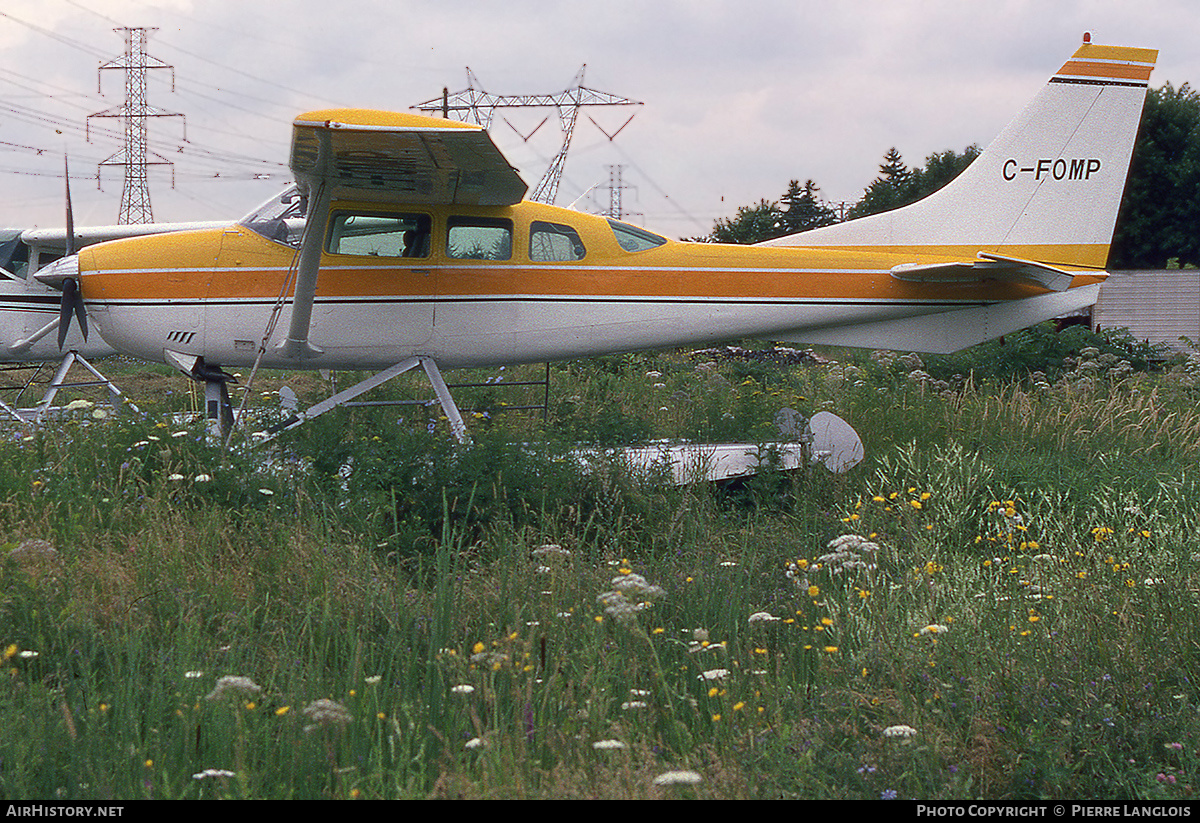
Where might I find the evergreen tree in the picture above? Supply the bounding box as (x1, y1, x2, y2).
(847, 145, 979, 219)
(779, 179, 837, 235)
(707, 199, 784, 244)
(907, 145, 980, 201)
(847, 148, 911, 218)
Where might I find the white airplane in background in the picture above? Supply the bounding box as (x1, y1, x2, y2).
(0, 162, 230, 421)
(33, 35, 1156, 439)
(0, 217, 230, 361)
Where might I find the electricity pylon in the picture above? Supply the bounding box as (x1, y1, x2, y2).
(87, 27, 184, 224)
(414, 66, 640, 205)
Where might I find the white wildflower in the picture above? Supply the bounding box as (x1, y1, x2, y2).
(699, 668, 729, 681)
(531, 543, 570, 558)
(192, 769, 236, 780)
(883, 724, 918, 739)
(919, 624, 949, 635)
(652, 770, 702, 786)
(599, 569, 665, 625)
(205, 675, 263, 702)
(465, 737, 485, 749)
(451, 684, 475, 695)
(610, 572, 665, 600)
(301, 698, 352, 729)
(194, 474, 213, 483)
(592, 739, 627, 750)
(364, 675, 382, 685)
(621, 701, 648, 710)
(168, 473, 184, 481)
(597, 590, 646, 624)
(748, 612, 780, 623)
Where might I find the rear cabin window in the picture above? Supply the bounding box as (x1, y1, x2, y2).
(607, 219, 666, 252)
(447, 217, 512, 260)
(530, 221, 586, 262)
(327, 212, 431, 258)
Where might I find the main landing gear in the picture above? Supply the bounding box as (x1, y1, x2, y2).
(168, 352, 468, 444)
(265, 356, 467, 443)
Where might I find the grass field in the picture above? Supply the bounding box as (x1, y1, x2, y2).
(3, 327, 1200, 799)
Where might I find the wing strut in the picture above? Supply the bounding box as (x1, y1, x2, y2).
(278, 159, 329, 361)
(263, 357, 467, 443)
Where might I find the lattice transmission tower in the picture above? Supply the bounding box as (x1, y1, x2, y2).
(414, 66, 640, 205)
(87, 27, 184, 224)
(600, 164, 641, 222)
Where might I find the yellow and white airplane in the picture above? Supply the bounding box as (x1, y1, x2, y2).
(35, 37, 1156, 436)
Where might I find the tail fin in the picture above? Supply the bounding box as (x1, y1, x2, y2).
(763, 38, 1157, 270)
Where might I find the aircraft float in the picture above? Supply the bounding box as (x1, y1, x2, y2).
(33, 35, 1156, 439)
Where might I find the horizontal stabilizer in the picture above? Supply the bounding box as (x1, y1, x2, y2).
(783, 284, 1100, 354)
(891, 252, 1076, 292)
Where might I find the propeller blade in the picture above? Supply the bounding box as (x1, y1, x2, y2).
(74, 288, 88, 342)
(64, 156, 76, 257)
(57, 277, 82, 350)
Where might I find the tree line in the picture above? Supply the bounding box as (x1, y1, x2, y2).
(701, 82, 1200, 270)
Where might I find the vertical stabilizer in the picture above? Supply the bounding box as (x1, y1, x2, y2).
(762, 38, 1158, 270)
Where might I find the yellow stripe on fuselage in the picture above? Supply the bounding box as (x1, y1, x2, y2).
(78, 202, 1101, 307)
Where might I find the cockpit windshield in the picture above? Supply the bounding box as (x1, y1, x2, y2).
(238, 184, 307, 247)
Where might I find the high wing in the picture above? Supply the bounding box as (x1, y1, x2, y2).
(281, 110, 528, 359)
(290, 109, 527, 206)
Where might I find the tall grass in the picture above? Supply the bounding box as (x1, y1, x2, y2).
(3, 341, 1200, 798)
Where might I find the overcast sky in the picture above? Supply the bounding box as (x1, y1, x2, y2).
(0, 0, 1194, 237)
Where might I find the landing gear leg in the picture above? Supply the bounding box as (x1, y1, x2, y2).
(203, 375, 234, 438)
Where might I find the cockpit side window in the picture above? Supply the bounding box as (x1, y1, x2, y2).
(607, 219, 666, 252)
(530, 221, 586, 262)
(447, 217, 512, 260)
(327, 212, 432, 258)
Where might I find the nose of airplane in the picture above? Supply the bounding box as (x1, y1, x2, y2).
(31, 254, 88, 348)
(33, 253, 79, 286)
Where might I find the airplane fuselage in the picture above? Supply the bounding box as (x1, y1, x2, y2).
(76, 200, 1100, 371)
